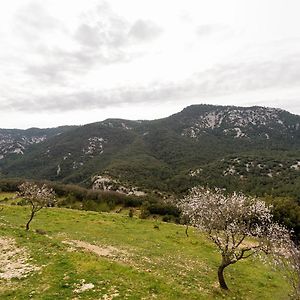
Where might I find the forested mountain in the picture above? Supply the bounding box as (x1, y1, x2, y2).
(0, 126, 77, 159)
(0, 104, 299, 196)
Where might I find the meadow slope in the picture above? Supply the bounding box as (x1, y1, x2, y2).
(0, 194, 291, 299)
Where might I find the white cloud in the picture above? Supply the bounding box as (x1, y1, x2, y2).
(0, 0, 299, 128)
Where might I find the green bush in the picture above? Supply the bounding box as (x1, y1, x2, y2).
(139, 207, 150, 219)
(128, 208, 134, 218)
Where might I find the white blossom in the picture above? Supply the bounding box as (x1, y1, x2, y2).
(179, 187, 292, 290)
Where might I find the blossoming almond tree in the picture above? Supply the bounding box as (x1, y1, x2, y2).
(18, 182, 56, 231)
(272, 236, 300, 298)
(180, 187, 291, 290)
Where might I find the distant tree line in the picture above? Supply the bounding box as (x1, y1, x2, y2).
(0, 178, 180, 220)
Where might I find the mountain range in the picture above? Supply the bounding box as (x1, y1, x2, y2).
(0, 104, 299, 196)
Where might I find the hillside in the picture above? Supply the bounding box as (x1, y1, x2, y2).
(0, 104, 299, 196)
(0, 126, 77, 160)
(0, 195, 290, 299)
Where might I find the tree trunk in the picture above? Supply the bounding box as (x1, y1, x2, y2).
(218, 265, 229, 290)
(185, 225, 189, 237)
(26, 211, 35, 231)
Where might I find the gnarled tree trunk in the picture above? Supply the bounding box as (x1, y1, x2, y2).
(218, 264, 229, 290)
(26, 210, 35, 231)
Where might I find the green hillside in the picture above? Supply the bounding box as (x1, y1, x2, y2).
(0, 104, 299, 196)
(0, 196, 291, 299)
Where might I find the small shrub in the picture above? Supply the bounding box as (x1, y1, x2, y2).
(35, 229, 47, 235)
(162, 215, 172, 222)
(128, 208, 134, 218)
(97, 202, 110, 212)
(139, 207, 150, 219)
(69, 201, 83, 210)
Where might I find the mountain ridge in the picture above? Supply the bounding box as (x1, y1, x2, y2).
(0, 104, 299, 196)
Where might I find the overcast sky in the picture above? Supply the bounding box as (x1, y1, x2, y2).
(0, 0, 299, 128)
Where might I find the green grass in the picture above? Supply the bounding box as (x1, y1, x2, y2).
(0, 192, 23, 205)
(0, 192, 15, 201)
(0, 199, 291, 299)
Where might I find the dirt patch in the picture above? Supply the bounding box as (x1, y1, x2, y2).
(73, 279, 95, 293)
(102, 286, 120, 300)
(63, 240, 129, 261)
(0, 237, 39, 280)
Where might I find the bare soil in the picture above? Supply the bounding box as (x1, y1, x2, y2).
(0, 237, 39, 280)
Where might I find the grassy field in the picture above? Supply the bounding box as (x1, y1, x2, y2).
(0, 193, 291, 299)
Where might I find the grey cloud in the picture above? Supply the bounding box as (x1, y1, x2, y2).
(26, 63, 66, 83)
(22, 2, 162, 85)
(75, 24, 103, 48)
(9, 54, 300, 113)
(25, 45, 130, 85)
(196, 24, 231, 37)
(74, 8, 129, 48)
(13, 1, 64, 40)
(74, 12, 162, 49)
(4, 84, 188, 113)
(74, 4, 163, 50)
(193, 55, 300, 96)
(129, 20, 163, 41)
